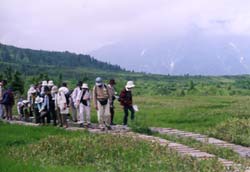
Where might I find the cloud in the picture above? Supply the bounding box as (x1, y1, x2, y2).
(1, 0, 250, 53)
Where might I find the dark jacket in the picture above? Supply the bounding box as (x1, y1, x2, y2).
(119, 88, 133, 107)
(1, 89, 15, 106)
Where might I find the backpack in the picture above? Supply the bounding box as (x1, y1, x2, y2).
(2, 91, 14, 105)
(65, 90, 72, 105)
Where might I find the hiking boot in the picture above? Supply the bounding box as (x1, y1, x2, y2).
(100, 127, 105, 131)
(107, 126, 112, 130)
(87, 123, 92, 128)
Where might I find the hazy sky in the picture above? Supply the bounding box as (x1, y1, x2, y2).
(1, 0, 250, 53)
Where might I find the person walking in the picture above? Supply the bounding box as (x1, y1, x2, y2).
(34, 96, 43, 124)
(1, 87, 15, 120)
(27, 86, 37, 117)
(108, 79, 117, 125)
(50, 85, 58, 126)
(55, 86, 69, 128)
(76, 83, 91, 127)
(119, 81, 135, 126)
(40, 81, 48, 96)
(39, 86, 51, 125)
(93, 77, 112, 131)
(71, 81, 82, 122)
(0, 80, 7, 119)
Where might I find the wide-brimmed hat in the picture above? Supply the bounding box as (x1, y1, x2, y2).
(35, 97, 43, 104)
(48, 80, 54, 87)
(42, 80, 48, 86)
(125, 81, 135, 89)
(28, 87, 37, 94)
(58, 87, 69, 95)
(95, 77, 103, 86)
(22, 100, 29, 104)
(51, 86, 58, 93)
(81, 83, 88, 89)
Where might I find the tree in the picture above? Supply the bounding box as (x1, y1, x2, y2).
(4, 67, 13, 83)
(189, 80, 195, 90)
(11, 71, 24, 94)
(56, 73, 63, 86)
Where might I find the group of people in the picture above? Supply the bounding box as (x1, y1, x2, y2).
(2, 77, 136, 130)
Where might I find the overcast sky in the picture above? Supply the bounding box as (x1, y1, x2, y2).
(1, 0, 250, 53)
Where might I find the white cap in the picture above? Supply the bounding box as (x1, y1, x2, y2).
(42, 81, 48, 86)
(95, 77, 103, 86)
(81, 83, 88, 89)
(48, 80, 54, 87)
(51, 86, 58, 93)
(35, 97, 43, 104)
(125, 81, 135, 89)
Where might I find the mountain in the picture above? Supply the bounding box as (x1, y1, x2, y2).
(0, 43, 125, 78)
(91, 33, 250, 75)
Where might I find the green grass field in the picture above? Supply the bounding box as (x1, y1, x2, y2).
(0, 122, 225, 172)
(2, 94, 250, 171)
(111, 95, 250, 146)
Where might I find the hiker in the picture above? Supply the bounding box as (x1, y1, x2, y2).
(39, 86, 51, 125)
(22, 100, 30, 121)
(93, 77, 112, 130)
(0, 87, 15, 120)
(50, 85, 58, 126)
(17, 98, 24, 119)
(108, 79, 117, 125)
(48, 80, 54, 90)
(60, 82, 70, 106)
(40, 80, 48, 96)
(71, 81, 82, 122)
(119, 81, 135, 126)
(76, 83, 91, 127)
(0, 80, 7, 119)
(27, 86, 37, 117)
(55, 86, 69, 128)
(34, 96, 43, 124)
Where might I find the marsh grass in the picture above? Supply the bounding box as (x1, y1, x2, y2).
(0, 122, 226, 172)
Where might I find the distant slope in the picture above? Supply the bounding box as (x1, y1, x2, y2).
(0, 43, 125, 78)
(91, 33, 250, 75)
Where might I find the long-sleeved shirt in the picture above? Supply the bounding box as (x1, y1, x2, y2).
(76, 89, 91, 106)
(0, 86, 2, 100)
(71, 87, 81, 103)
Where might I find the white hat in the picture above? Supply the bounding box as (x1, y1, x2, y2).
(81, 83, 88, 89)
(125, 81, 135, 89)
(51, 86, 58, 93)
(42, 81, 48, 86)
(17, 101, 24, 106)
(35, 97, 43, 104)
(22, 100, 29, 104)
(48, 80, 54, 87)
(28, 87, 36, 94)
(58, 87, 69, 95)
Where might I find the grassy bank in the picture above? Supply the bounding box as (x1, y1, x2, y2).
(0, 122, 225, 172)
